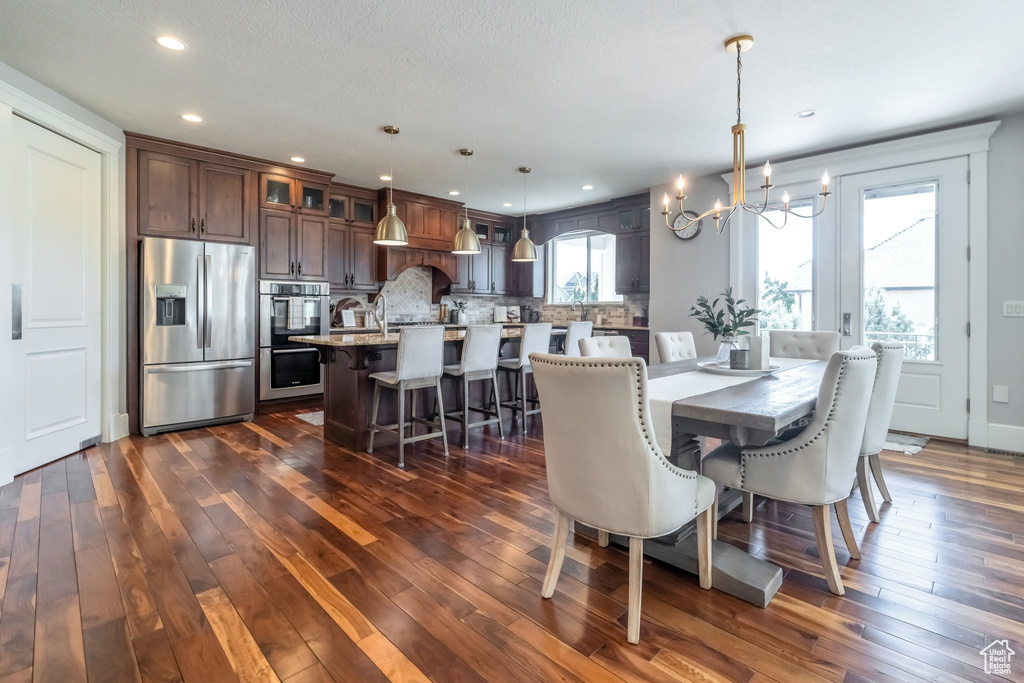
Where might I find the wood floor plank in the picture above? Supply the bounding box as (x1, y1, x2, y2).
(196, 586, 280, 683)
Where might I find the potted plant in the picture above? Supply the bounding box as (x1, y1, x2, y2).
(688, 287, 760, 367)
(452, 300, 468, 325)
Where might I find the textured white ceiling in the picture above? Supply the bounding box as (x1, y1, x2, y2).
(3, 0, 1023, 213)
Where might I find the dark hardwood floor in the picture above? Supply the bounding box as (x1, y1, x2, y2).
(0, 410, 1020, 682)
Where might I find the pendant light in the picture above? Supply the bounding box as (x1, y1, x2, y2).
(511, 166, 537, 262)
(374, 125, 409, 245)
(452, 149, 482, 254)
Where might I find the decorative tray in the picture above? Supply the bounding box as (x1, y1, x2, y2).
(696, 361, 782, 377)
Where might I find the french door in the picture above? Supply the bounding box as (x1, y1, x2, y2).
(5, 111, 103, 475)
(838, 158, 969, 438)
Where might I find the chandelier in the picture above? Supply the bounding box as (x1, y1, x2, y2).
(662, 34, 830, 235)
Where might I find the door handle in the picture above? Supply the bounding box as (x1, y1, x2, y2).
(197, 254, 204, 349)
(842, 312, 852, 336)
(297, 262, 303, 276)
(491, 282, 495, 292)
(147, 360, 253, 373)
(11, 283, 22, 340)
(290, 262, 295, 275)
(191, 217, 196, 234)
(205, 254, 212, 348)
(200, 218, 205, 235)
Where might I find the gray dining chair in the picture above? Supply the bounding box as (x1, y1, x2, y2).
(367, 325, 449, 468)
(578, 335, 632, 358)
(654, 331, 697, 363)
(563, 321, 593, 357)
(701, 349, 877, 595)
(855, 341, 905, 522)
(529, 353, 715, 644)
(768, 330, 840, 360)
(443, 324, 505, 449)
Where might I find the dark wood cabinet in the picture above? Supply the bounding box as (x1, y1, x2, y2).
(512, 242, 545, 297)
(452, 243, 512, 296)
(329, 223, 378, 292)
(329, 184, 378, 229)
(138, 151, 252, 244)
(296, 215, 327, 280)
(138, 151, 197, 238)
(259, 209, 327, 280)
(615, 230, 650, 294)
(489, 244, 511, 295)
(260, 173, 327, 215)
(383, 190, 462, 251)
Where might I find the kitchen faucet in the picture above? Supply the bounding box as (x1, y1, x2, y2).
(570, 298, 588, 322)
(370, 292, 388, 335)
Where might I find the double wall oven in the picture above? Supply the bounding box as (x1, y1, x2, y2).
(259, 280, 329, 400)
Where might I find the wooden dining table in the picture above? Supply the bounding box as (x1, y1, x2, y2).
(579, 356, 828, 607)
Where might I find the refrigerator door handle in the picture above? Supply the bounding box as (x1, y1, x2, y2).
(147, 360, 253, 373)
(204, 254, 212, 348)
(196, 254, 204, 349)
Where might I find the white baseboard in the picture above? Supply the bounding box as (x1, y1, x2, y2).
(988, 423, 1024, 454)
(968, 418, 989, 448)
(102, 412, 129, 443)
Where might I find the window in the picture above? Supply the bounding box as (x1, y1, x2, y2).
(548, 231, 621, 303)
(757, 198, 814, 331)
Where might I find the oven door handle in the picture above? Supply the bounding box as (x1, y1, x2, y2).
(271, 347, 319, 355)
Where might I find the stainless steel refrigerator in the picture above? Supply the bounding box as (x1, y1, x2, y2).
(140, 237, 255, 435)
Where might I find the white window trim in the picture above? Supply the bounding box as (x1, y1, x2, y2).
(547, 230, 623, 305)
(724, 121, 999, 448)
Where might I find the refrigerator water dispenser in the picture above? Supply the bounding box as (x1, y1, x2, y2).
(154, 283, 187, 326)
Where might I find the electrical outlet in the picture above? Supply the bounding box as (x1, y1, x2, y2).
(993, 385, 1010, 403)
(1004, 301, 1024, 317)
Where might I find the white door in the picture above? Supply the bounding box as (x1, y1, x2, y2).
(838, 158, 969, 438)
(6, 112, 103, 476)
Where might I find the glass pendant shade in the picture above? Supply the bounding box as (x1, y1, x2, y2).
(374, 201, 408, 245)
(452, 217, 481, 254)
(511, 228, 537, 262)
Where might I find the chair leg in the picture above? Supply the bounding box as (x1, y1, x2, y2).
(492, 371, 505, 440)
(520, 370, 529, 435)
(397, 384, 406, 468)
(811, 504, 844, 595)
(712, 487, 720, 540)
(696, 505, 713, 590)
(857, 456, 880, 523)
(541, 509, 571, 598)
(367, 381, 381, 453)
(627, 536, 644, 644)
(462, 377, 470, 450)
(597, 530, 610, 548)
(742, 492, 754, 523)
(834, 498, 861, 560)
(434, 378, 449, 458)
(869, 452, 892, 503)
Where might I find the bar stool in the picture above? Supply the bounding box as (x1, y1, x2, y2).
(563, 321, 593, 357)
(443, 324, 505, 449)
(367, 325, 449, 468)
(497, 323, 552, 435)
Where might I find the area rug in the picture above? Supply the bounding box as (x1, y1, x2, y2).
(883, 431, 929, 455)
(295, 410, 324, 426)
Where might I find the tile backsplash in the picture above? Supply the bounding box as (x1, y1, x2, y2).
(330, 266, 649, 327)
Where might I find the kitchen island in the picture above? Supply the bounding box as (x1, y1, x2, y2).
(291, 327, 566, 452)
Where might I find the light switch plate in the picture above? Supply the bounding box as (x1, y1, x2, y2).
(1004, 301, 1024, 317)
(993, 385, 1010, 403)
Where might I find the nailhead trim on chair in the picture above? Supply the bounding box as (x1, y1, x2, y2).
(531, 355, 704, 519)
(738, 354, 874, 488)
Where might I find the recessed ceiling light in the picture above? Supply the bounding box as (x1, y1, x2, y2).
(795, 110, 816, 119)
(181, 113, 202, 122)
(448, 190, 460, 196)
(290, 156, 305, 163)
(155, 36, 187, 51)
(379, 174, 392, 181)
(502, 203, 513, 207)
(581, 184, 594, 190)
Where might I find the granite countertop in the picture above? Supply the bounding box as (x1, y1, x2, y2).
(294, 327, 567, 347)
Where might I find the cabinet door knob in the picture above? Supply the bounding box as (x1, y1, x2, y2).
(491, 282, 495, 292)
(290, 262, 295, 275)
(297, 262, 303, 276)
(191, 217, 196, 233)
(200, 218, 205, 234)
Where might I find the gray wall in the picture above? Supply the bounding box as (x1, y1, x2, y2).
(987, 113, 1024, 428)
(648, 174, 731, 361)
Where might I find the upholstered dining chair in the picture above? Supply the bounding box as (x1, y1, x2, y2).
(497, 323, 552, 434)
(768, 330, 841, 360)
(529, 353, 715, 644)
(578, 335, 632, 358)
(701, 349, 877, 595)
(855, 341, 905, 522)
(654, 331, 697, 363)
(367, 325, 449, 468)
(563, 320, 593, 357)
